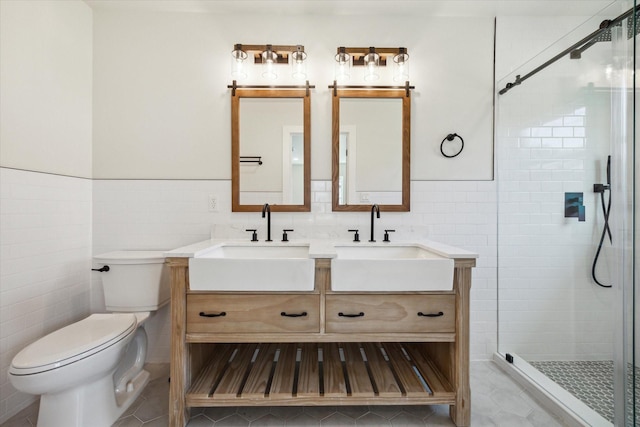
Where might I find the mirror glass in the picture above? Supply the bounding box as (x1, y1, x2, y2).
(232, 89, 310, 212)
(332, 89, 410, 211)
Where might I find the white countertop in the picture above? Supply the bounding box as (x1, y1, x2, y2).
(164, 238, 478, 260)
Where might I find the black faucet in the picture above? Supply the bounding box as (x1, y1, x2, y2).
(262, 203, 272, 242)
(369, 204, 380, 242)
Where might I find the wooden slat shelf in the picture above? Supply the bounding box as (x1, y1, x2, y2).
(186, 342, 455, 407)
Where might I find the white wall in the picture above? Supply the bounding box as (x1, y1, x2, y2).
(92, 178, 499, 364)
(92, 9, 494, 181)
(342, 98, 403, 193)
(89, 7, 607, 366)
(240, 99, 301, 193)
(0, 1, 93, 422)
(89, 7, 498, 365)
(0, 0, 93, 179)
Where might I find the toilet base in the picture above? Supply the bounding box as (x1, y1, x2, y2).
(115, 368, 150, 408)
(36, 368, 150, 427)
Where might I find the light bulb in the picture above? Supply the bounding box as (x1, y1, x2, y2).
(291, 46, 307, 80)
(230, 44, 248, 79)
(363, 47, 380, 82)
(334, 47, 351, 82)
(393, 48, 409, 82)
(261, 45, 278, 80)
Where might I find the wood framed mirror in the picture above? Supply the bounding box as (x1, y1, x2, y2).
(232, 88, 311, 212)
(332, 88, 410, 211)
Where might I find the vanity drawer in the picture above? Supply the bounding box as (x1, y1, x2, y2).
(187, 294, 320, 334)
(325, 294, 455, 334)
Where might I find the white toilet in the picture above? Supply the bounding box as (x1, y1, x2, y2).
(8, 251, 169, 427)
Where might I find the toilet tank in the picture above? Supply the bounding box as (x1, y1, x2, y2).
(93, 251, 169, 312)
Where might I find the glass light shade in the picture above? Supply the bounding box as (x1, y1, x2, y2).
(363, 49, 380, 82)
(291, 47, 307, 80)
(393, 49, 409, 82)
(334, 48, 351, 82)
(231, 45, 248, 79)
(261, 49, 278, 80)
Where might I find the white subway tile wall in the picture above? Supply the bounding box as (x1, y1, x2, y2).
(0, 173, 498, 424)
(0, 168, 92, 423)
(91, 178, 498, 366)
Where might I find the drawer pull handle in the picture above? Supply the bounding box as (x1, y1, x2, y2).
(417, 311, 444, 317)
(338, 312, 365, 318)
(280, 311, 308, 318)
(199, 311, 226, 318)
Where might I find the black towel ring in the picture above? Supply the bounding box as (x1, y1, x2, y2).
(440, 133, 464, 158)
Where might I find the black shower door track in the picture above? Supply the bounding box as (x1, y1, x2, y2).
(498, 4, 640, 95)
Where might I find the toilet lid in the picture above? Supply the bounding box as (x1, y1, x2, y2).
(10, 313, 136, 374)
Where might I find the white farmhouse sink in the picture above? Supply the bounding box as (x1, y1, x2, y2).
(331, 244, 455, 292)
(189, 243, 315, 291)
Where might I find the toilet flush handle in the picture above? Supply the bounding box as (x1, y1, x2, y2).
(91, 265, 110, 272)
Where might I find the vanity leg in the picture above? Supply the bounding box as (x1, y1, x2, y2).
(450, 265, 472, 427)
(450, 379, 470, 426)
(169, 259, 189, 427)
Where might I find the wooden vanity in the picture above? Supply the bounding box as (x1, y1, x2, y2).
(168, 253, 475, 427)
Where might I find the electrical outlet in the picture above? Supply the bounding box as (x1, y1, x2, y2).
(208, 195, 218, 212)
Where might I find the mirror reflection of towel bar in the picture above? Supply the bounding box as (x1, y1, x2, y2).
(240, 156, 263, 165)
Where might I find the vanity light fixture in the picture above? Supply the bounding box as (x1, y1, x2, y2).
(334, 46, 409, 83)
(230, 44, 307, 81)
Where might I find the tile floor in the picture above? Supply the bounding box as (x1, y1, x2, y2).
(531, 359, 640, 425)
(2, 361, 567, 427)
(531, 360, 616, 422)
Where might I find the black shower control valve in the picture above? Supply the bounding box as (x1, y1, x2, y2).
(593, 183, 610, 193)
(348, 229, 360, 242)
(245, 229, 258, 242)
(383, 229, 396, 242)
(91, 265, 110, 272)
(282, 229, 294, 242)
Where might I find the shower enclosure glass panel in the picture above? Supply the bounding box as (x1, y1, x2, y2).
(609, 3, 637, 425)
(633, 4, 637, 424)
(497, 2, 637, 424)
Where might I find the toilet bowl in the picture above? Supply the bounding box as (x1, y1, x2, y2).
(8, 251, 168, 427)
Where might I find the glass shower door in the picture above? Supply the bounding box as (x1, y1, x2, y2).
(610, 1, 637, 424)
(496, 2, 638, 425)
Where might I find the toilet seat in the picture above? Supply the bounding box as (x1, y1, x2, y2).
(10, 313, 137, 376)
